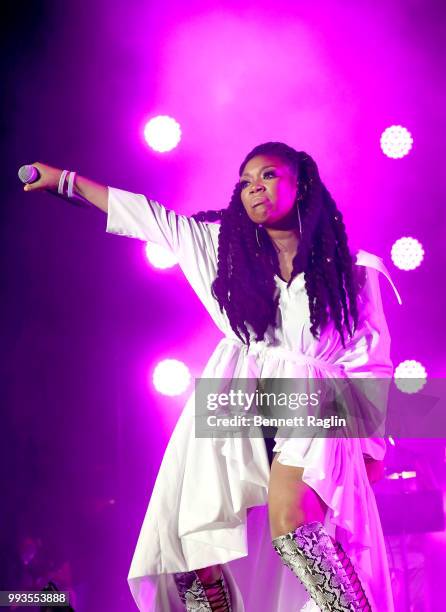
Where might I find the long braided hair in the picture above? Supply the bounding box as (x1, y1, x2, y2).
(193, 142, 361, 348)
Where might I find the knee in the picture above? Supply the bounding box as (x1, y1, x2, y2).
(269, 507, 308, 540)
(195, 564, 222, 584)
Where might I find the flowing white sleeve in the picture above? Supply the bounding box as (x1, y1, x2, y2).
(333, 251, 403, 458)
(333, 251, 402, 378)
(105, 187, 223, 325)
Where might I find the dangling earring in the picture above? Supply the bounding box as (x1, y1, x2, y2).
(256, 225, 262, 247)
(296, 182, 304, 238)
(297, 205, 302, 237)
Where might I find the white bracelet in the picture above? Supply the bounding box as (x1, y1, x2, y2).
(58, 170, 68, 195)
(67, 171, 77, 198)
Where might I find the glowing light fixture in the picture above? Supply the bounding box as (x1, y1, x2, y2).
(391, 237, 424, 271)
(380, 125, 413, 158)
(145, 243, 178, 269)
(394, 360, 427, 394)
(152, 359, 191, 396)
(143, 115, 181, 152)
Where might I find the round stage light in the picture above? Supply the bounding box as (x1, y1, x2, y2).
(143, 115, 181, 152)
(145, 243, 178, 269)
(380, 125, 413, 159)
(391, 237, 424, 271)
(152, 359, 191, 396)
(394, 360, 427, 394)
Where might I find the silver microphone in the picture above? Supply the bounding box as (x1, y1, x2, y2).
(18, 165, 40, 184)
(18, 164, 91, 208)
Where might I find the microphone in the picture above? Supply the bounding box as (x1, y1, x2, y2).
(18, 164, 40, 184)
(18, 164, 91, 208)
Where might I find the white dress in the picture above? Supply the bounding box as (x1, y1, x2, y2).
(106, 187, 403, 612)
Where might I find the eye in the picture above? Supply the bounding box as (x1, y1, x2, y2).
(239, 180, 250, 189)
(263, 170, 276, 179)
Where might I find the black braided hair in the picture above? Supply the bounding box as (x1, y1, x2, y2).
(192, 142, 361, 347)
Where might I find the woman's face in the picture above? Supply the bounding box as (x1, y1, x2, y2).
(239, 154, 298, 227)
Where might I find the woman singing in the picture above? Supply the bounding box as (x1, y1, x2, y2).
(23, 142, 401, 611)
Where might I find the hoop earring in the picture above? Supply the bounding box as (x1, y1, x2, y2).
(256, 225, 262, 247)
(297, 204, 303, 237)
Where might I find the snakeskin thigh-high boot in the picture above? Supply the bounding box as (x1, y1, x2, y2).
(272, 521, 372, 611)
(173, 570, 232, 612)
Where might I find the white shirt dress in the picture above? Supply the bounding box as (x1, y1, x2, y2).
(106, 187, 403, 612)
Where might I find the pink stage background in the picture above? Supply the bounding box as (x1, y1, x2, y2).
(1, 1, 445, 610)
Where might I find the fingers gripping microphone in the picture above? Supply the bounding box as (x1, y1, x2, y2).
(18, 164, 40, 183)
(18, 164, 91, 208)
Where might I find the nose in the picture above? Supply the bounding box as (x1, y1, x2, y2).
(249, 180, 265, 194)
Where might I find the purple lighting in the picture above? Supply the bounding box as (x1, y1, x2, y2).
(152, 359, 191, 396)
(394, 360, 428, 394)
(143, 115, 181, 152)
(144, 242, 178, 269)
(391, 237, 424, 270)
(5, 1, 446, 610)
(380, 125, 413, 158)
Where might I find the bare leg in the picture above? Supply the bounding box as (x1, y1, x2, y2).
(196, 565, 229, 611)
(269, 452, 371, 611)
(195, 564, 223, 584)
(268, 451, 384, 536)
(268, 452, 327, 538)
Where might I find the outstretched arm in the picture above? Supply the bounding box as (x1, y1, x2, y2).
(23, 162, 108, 212)
(23, 165, 225, 327)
